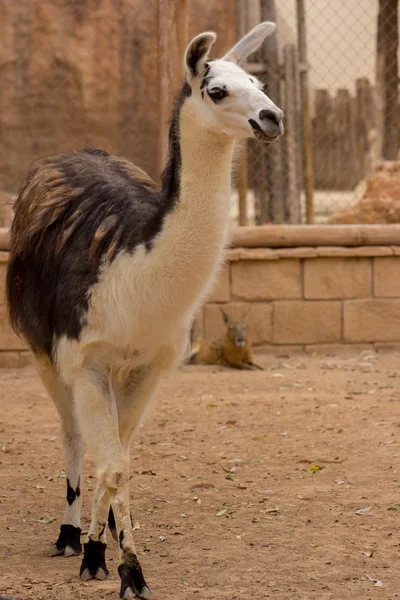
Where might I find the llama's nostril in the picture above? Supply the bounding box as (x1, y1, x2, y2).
(259, 109, 280, 126)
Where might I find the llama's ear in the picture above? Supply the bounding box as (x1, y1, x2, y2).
(222, 22, 276, 65)
(185, 32, 216, 78)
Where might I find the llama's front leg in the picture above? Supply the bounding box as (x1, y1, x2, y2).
(35, 356, 84, 557)
(50, 422, 84, 557)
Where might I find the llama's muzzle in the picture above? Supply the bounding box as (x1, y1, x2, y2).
(249, 107, 284, 142)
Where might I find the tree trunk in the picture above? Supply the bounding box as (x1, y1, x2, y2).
(376, 0, 399, 160)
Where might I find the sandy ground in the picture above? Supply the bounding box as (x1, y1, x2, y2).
(1, 349, 400, 600)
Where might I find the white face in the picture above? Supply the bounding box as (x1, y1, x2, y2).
(185, 23, 284, 143)
(190, 59, 284, 141)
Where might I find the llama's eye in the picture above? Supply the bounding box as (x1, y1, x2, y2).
(207, 87, 227, 102)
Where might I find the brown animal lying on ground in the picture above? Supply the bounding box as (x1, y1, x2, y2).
(190, 310, 264, 370)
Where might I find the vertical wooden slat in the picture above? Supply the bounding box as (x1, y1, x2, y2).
(238, 141, 249, 226)
(376, 0, 399, 160)
(260, 0, 284, 224)
(283, 44, 301, 223)
(296, 0, 314, 223)
(236, 0, 249, 226)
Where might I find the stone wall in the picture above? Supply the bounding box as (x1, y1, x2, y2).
(194, 245, 400, 350)
(1, 225, 400, 366)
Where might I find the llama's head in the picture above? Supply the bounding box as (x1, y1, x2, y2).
(184, 23, 284, 142)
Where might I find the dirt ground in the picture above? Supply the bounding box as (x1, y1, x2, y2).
(1, 349, 400, 600)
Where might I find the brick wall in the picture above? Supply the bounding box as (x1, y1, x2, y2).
(1, 242, 400, 366)
(195, 246, 400, 350)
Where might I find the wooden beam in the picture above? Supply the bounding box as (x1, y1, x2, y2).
(230, 224, 400, 248)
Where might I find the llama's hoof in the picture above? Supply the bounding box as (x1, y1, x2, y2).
(49, 544, 81, 557)
(80, 568, 93, 582)
(118, 551, 150, 600)
(50, 524, 82, 557)
(95, 567, 109, 581)
(121, 586, 151, 600)
(80, 564, 109, 582)
(80, 539, 108, 581)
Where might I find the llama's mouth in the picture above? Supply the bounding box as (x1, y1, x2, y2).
(248, 119, 280, 142)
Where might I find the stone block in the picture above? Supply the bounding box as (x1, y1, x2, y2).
(191, 308, 204, 340)
(0, 351, 21, 368)
(231, 259, 301, 301)
(0, 262, 6, 304)
(374, 257, 400, 297)
(344, 299, 400, 342)
(273, 301, 342, 344)
(204, 302, 272, 346)
(304, 257, 371, 299)
(207, 266, 230, 303)
(0, 304, 28, 350)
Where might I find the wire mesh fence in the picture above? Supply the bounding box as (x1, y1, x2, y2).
(237, 0, 399, 225)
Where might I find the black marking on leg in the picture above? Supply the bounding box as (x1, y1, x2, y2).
(119, 530, 124, 549)
(118, 550, 150, 599)
(108, 506, 116, 529)
(98, 522, 106, 539)
(108, 506, 118, 541)
(54, 524, 82, 554)
(66, 476, 81, 506)
(80, 539, 108, 579)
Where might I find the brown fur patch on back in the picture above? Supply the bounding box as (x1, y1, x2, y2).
(10, 151, 158, 262)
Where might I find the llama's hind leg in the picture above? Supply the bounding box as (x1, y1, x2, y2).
(71, 363, 131, 582)
(35, 355, 84, 557)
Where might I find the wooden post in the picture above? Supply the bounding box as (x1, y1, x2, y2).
(238, 141, 248, 226)
(376, 0, 399, 160)
(283, 44, 301, 223)
(261, 0, 284, 224)
(296, 0, 315, 223)
(157, 0, 188, 179)
(236, 0, 249, 226)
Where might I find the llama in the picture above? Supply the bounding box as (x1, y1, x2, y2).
(6, 23, 283, 599)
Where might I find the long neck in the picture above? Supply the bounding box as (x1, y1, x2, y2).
(150, 87, 235, 317)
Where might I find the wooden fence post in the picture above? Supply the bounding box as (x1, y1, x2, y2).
(296, 0, 314, 223)
(261, 0, 284, 224)
(376, 0, 399, 160)
(283, 44, 301, 223)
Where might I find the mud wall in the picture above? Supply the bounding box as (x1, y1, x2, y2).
(0, 0, 236, 193)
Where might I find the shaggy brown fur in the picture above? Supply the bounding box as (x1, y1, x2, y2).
(190, 312, 263, 370)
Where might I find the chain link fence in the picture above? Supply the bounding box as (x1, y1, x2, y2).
(234, 0, 399, 225)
